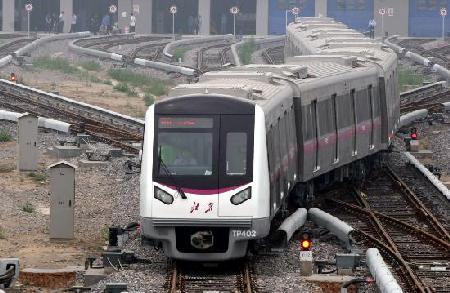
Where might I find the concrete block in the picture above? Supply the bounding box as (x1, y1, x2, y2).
(304, 275, 357, 293)
(84, 268, 106, 287)
(412, 150, 433, 160)
(78, 159, 108, 168)
(19, 268, 77, 289)
(108, 149, 123, 157)
(409, 140, 420, 152)
(300, 251, 313, 276)
(49, 146, 84, 158)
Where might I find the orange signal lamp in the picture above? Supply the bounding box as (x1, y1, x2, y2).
(300, 233, 312, 251)
(10, 73, 17, 83)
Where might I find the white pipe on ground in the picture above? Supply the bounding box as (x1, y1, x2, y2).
(366, 248, 403, 293)
(308, 208, 354, 249)
(275, 208, 307, 245)
(0, 109, 71, 133)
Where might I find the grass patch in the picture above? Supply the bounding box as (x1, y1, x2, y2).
(113, 82, 137, 96)
(239, 38, 256, 65)
(398, 67, 424, 92)
(108, 69, 170, 96)
(0, 227, 6, 239)
(0, 129, 12, 142)
(27, 172, 48, 183)
(144, 93, 155, 106)
(33, 56, 79, 74)
(79, 60, 102, 71)
(21, 202, 35, 213)
(103, 79, 113, 85)
(173, 47, 187, 62)
(0, 162, 15, 173)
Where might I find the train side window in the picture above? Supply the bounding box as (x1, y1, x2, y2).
(225, 133, 247, 176)
(332, 94, 339, 163)
(368, 85, 375, 149)
(312, 100, 320, 172)
(351, 89, 357, 156)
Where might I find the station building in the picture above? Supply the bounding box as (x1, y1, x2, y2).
(0, 0, 448, 37)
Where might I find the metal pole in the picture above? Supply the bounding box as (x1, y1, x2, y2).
(172, 13, 175, 40)
(443, 15, 445, 39)
(233, 14, 236, 36)
(27, 12, 30, 38)
(381, 14, 384, 38)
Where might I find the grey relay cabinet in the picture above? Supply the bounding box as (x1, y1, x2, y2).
(49, 161, 76, 240)
(17, 113, 38, 171)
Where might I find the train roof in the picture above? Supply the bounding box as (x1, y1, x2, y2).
(287, 17, 397, 71)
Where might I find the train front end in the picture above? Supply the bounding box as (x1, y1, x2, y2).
(140, 95, 270, 261)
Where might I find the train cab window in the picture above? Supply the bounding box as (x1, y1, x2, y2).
(158, 132, 213, 176)
(226, 133, 247, 176)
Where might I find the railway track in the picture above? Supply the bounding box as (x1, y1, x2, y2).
(130, 39, 172, 61)
(401, 88, 450, 114)
(262, 46, 284, 65)
(322, 166, 450, 293)
(0, 81, 143, 154)
(167, 260, 256, 293)
(0, 38, 35, 58)
(197, 43, 230, 73)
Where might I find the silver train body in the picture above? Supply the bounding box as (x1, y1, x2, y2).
(140, 17, 400, 261)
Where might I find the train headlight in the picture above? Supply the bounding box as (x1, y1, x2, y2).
(230, 187, 251, 205)
(154, 187, 174, 205)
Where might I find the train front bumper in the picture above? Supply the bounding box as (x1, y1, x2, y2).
(141, 217, 270, 261)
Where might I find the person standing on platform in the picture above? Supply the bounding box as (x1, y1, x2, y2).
(130, 13, 136, 33)
(58, 11, 65, 33)
(45, 13, 52, 33)
(70, 13, 77, 33)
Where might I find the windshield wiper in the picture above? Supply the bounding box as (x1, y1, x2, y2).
(158, 147, 187, 199)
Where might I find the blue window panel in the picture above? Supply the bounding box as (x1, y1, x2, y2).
(269, 0, 315, 35)
(327, 0, 374, 32)
(409, 0, 449, 37)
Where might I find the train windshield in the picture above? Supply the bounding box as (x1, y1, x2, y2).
(157, 117, 214, 176)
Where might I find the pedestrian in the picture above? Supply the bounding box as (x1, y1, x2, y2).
(368, 18, 376, 39)
(58, 11, 65, 33)
(101, 14, 110, 35)
(70, 13, 77, 33)
(45, 13, 52, 33)
(194, 16, 200, 35)
(130, 12, 136, 33)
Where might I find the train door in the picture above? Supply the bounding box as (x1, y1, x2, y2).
(218, 115, 254, 217)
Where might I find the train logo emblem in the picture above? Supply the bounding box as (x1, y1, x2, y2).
(25, 3, 33, 12)
(230, 6, 240, 15)
(441, 8, 447, 17)
(170, 5, 177, 14)
(378, 8, 385, 15)
(291, 7, 300, 16)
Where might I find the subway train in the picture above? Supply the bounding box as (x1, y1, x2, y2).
(139, 17, 400, 261)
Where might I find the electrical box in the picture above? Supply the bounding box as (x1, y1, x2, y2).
(49, 161, 76, 239)
(17, 113, 38, 171)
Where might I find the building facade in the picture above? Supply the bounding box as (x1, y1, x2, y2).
(1, 0, 449, 37)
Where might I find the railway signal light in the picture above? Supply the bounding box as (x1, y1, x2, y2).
(10, 73, 17, 83)
(410, 127, 418, 140)
(300, 232, 312, 251)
